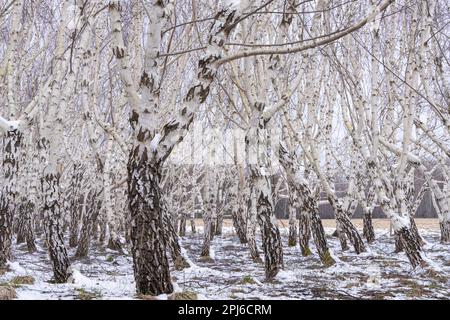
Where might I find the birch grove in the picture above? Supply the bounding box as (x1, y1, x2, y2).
(0, 0, 449, 299)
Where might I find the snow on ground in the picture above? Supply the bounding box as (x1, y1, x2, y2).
(1, 225, 449, 300)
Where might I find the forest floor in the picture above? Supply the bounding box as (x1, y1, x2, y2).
(0, 219, 449, 300)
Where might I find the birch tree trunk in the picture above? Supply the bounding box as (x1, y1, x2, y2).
(298, 210, 312, 256)
(163, 210, 190, 270)
(279, 143, 335, 266)
(38, 0, 78, 282)
(127, 158, 173, 294)
(0, 0, 25, 264)
(362, 205, 375, 244)
(109, 0, 174, 295)
(200, 173, 214, 258)
(247, 183, 262, 263)
(178, 184, 188, 237)
(247, 124, 283, 280)
(40, 162, 70, 283)
(230, 157, 247, 243)
(0, 130, 22, 268)
(17, 138, 37, 253)
(215, 181, 224, 236)
(104, 137, 122, 252)
(287, 187, 298, 247)
(68, 163, 84, 248)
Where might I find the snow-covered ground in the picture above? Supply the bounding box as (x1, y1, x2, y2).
(1, 226, 449, 300)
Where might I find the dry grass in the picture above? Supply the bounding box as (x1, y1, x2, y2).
(313, 218, 439, 230)
(194, 218, 440, 231)
(0, 285, 17, 300)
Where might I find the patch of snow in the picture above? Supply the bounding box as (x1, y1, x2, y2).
(69, 268, 96, 287)
(209, 246, 216, 260)
(7, 261, 27, 275)
(365, 265, 381, 287)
